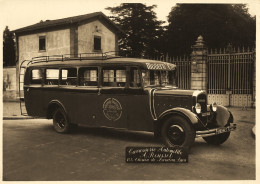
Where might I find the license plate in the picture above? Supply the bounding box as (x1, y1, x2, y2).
(216, 126, 231, 134)
(202, 112, 211, 117)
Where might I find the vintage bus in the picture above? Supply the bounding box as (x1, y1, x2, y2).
(20, 53, 236, 149)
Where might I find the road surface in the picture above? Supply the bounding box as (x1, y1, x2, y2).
(3, 118, 255, 180)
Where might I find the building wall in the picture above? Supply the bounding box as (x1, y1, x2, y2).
(14, 20, 117, 101)
(78, 20, 116, 53)
(3, 67, 17, 101)
(18, 29, 70, 63)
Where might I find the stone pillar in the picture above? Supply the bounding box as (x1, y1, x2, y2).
(190, 35, 208, 91)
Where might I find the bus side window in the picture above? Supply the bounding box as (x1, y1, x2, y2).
(102, 68, 126, 87)
(45, 69, 59, 85)
(61, 68, 77, 86)
(79, 67, 98, 86)
(130, 67, 141, 87)
(31, 69, 43, 84)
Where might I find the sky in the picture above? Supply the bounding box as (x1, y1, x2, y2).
(0, 0, 259, 31)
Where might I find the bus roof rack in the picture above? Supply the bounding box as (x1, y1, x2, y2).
(31, 51, 122, 64)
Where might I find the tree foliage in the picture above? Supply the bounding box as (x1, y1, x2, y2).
(106, 3, 165, 58)
(3, 26, 16, 66)
(166, 4, 256, 56)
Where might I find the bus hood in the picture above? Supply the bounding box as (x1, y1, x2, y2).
(150, 87, 206, 117)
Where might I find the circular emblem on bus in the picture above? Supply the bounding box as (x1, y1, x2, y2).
(103, 98, 122, 121)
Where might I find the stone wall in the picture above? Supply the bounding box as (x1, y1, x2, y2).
(3, 67, 18, 101)
(18, 29, 71, 62)
(78, 20, 116, 53)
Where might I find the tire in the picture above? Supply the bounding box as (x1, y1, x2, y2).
(203, 132, 230, 145)
(53, 107, 71, 133)
(154, 125, 161, 140)
(161, 116, 195, 150)
(202, 122, 231, 145)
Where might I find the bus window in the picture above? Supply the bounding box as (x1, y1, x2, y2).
(79, 67, 98, 86)
(45, 69, 59, 85)
(130, 67, 141, 87)
(61, 68, 77, 86)
(31, 69, 42, 84)
(103, 68, 126, 87)
(142, 70, 160, 86)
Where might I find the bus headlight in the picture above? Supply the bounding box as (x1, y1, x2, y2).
(212, 102, 217, 112)
(195, 103, 201, 114)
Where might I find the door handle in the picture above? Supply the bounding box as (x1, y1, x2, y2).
(97, 88, 101, 95)
(26, 88, 30, 92)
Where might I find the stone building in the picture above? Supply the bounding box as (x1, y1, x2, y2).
(14, 12, 121, 63)
(8, 12, 121, 101)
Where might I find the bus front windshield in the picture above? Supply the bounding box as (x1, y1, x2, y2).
(142, 70, 177, 87)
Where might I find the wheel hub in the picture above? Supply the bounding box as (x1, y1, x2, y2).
(167, 124, 185, 145)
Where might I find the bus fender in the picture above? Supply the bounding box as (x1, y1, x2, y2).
(214, 105, 234, 127)
(46, 100, 67, 119)
(157, 107, 200, 125)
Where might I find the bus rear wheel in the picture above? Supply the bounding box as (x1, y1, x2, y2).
(53, 108, 71, 133)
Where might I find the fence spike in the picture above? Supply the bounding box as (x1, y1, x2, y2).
(223, 47, 226, 54)
(210, 48, 213, 54)
(233, 46, 236, 53)
(238, 46, 240, 53)
(242, 46, 245, 53)
(247, 46, 250, 52)
(215, 48, 217, 54)
(219, 48, 222, 54)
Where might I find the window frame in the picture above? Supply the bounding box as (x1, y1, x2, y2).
(44, 68, 60, 86)
(60, 67, 78, 86)
(39, 36, 46, 52)
(30, 68, 43, 85)
(94, 36, 101, 51)
(101, 66, 127, 88)
(129, 67, 142, 89)
(78, 67, 99, 88)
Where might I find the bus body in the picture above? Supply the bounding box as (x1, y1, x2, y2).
(21, 55, 236, 149)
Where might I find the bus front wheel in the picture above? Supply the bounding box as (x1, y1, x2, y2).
(53, 108, 71, 133)
(161, 115, 195, 150)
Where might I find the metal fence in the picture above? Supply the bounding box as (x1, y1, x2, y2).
(151, 46, 255, 95)
(150, 55, 191, 89)
(207, 48, 255, 95)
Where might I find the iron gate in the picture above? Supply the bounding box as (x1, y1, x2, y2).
(172, 59, 191, 90)
(207, 49, 255, 107)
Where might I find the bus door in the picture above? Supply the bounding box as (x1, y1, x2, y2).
(24, 68, 44, 116)
(97, 66, 150, 131)
(71, 67, 100, 125)
(96, 66, 128, 128)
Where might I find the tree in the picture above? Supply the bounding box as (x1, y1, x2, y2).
(3, 26, 16, 66)
(166, 4, 256, 56)
(106, 3, 165, 58)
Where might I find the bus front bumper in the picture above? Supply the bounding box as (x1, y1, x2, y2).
(196, 123, 237, 138)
